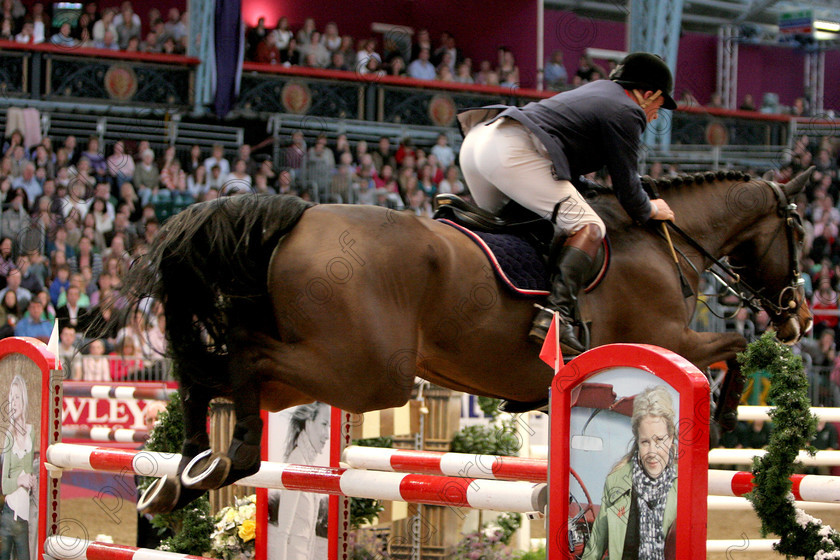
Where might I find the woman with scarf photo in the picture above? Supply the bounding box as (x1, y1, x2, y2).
(581, 385, 677, 560)
(0, 374, 37, 560)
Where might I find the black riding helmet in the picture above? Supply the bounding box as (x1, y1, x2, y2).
(609, 52, 677, 110)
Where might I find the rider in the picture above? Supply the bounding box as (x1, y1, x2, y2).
(457, 52, 677, 354)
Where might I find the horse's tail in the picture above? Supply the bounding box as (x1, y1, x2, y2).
(105, 194, 313, 390)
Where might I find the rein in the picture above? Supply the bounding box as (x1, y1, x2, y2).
(654, 180, 803, 320)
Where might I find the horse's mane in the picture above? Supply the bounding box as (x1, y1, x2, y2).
(585, 170, 754, 197)
(641, 170, 754, 194)
(91, 194, 314, 390)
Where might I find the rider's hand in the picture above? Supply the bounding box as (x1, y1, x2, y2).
(650, 198, 675, 222)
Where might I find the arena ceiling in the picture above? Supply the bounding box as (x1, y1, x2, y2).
(544, 0, 840, 35)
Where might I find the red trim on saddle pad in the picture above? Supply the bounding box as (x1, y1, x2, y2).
(439, 219, 550, 297)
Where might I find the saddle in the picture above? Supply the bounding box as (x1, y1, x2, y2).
(433, 194, 556, 257)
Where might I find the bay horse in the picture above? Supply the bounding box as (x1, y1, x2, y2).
(127, 168, 813, 513)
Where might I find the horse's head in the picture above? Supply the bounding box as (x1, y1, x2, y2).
(728, 168, 813, 344)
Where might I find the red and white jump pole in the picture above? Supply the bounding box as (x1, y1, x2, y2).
(62, 381, 176, 401)
(46, 443, 547, 514)
(44, 537, 215, 560)
(343, 445, 840, 504)
(341, 445, 548, 483)
(61, 427, 149, 444)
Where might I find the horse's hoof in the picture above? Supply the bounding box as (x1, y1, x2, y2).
(181, 448, 232, 490)
(138, 475, 180, 514)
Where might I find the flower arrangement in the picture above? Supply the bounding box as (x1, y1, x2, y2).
(449, 529, 515, 560)
(209, 494, 258, 560)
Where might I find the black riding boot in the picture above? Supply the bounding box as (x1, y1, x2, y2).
(528, 246, 594, 354)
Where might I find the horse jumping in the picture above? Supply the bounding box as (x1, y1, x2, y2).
(113, 168, 813, 513)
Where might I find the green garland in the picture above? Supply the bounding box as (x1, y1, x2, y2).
(739, 332, 840, 558)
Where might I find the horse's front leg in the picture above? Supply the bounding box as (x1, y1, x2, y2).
(679, 330, 747, 370)
(679, 330, 748, 446)
(138, 380, 214, 514)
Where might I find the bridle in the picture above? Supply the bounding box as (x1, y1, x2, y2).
(664, 180, 805, 325)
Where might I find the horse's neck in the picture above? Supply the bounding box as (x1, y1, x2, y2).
(665, 180, 769, 261)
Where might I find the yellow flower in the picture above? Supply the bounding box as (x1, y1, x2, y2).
(238, 519, 256, 542)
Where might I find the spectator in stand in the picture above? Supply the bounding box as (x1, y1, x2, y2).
(0, 18, 13, 41)
(246, 17, 269, 59)
(327, 51, 348, 71)
(0, 290, 18, 338)
(371, 137, 396, 172)
(116, 8, 141, 49)
(544, 50, 568, 90)
(182, 144, 203, 174)
(32, 144, 55, 180)
(408, 47, 435, 80)
(108, 336, 143, 380)
(296, 17, 316, 45)
(430, 133, 455, 169)
(0, 237, 14, 282)
(299, 31, 330, 68)
(337, 35, 355, 65)
(203, 144, 230, 178)
(92, 7, 117, 42)
(224, 159, 253, 192)
(58, 324, 78, 375)
(2, 188, 27, 237)
(739, 94, 756, 111)
(386, 55, 406, 77)
(72, 338, 110, 381)
(474, 60, 496, 86)
(433, 32, 461, 71)
(14, 297, 50, 342)
(94, 29, 120, 51)
(355, 39, 381, 74)
(50, 21, 78, 48)
(284, 132, 306, 180)
(12, 162, 40, 202)
(813, 278, 840, 339)
(271, 16, 293, 51)
(134, 149, 160, 198)
(497, 47, 520, 87)
(411, 29, 432, 61)
(56, 284, 88, 330)
(81, 137, 107, 182)
(438, 165, 465, 195)
(791, 97, 809, 117)
(436, 63, 454, 82)
(14, 20, 34, 44)
(574, 54, 600, 84)
(107, 141, 134, 188)
(16, 255, 42, 297)
(452, 60, 472, 84)
(164, 8, 186, 42)
(29, 2, 48, 44)
(707, 92, 724, 108)
(255, 34, 282, 64)
(140, 30, 160, 53)
(280, 37, 300, 66)
(114, 1, 141, 28)
(321, 22, 341, 52)
(186, 166, 208, 198)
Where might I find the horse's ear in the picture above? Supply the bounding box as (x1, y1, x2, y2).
(782, 165, 815, 198)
